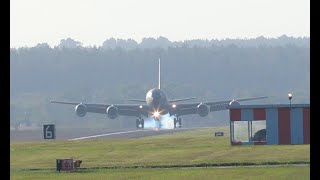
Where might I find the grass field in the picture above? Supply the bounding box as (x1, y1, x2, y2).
(11, 166, 310, 180)
(10, 127, 310, 179)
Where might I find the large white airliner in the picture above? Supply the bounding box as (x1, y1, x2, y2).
(51, 58, 267, 128)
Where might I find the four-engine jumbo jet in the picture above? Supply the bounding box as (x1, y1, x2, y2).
(50, 58, 267, 129)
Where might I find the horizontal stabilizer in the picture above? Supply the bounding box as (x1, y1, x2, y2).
(127, 99, 147, 102)
(50, 100, 79, 105)
(169, 97, 197, 102)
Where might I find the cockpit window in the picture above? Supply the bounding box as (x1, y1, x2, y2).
(152, 91, 161, 99)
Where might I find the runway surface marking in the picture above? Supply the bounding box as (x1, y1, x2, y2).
(69, 129, 150, 141)
(68, 126, 224, 141)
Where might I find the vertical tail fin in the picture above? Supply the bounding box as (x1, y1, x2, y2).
(158, 58, 161, 89)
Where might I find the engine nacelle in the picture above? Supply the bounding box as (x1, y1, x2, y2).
(106, 105, 118, 119)
(197, 103, 209, 117)
(229, 100, 240, 106)
(75, 103, 87, 117)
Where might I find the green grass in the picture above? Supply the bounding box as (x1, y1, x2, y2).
(10, 127, 310, 179)
(11, 166, 310, 180)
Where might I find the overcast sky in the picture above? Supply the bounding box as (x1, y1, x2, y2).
(10, 0, 310, 48)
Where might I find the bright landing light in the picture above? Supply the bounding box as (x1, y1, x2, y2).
(153, 111, 160, 118)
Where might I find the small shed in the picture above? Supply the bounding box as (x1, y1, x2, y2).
(228, 104, 309, 145)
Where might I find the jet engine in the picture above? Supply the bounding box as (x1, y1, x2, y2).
(197, 103, 209, 117)
(229, 100, 240, 106)
(107, 105, 118, 119)
(75, 103, 87, 117)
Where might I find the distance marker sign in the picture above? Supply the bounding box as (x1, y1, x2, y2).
(43, 124, 56, 139)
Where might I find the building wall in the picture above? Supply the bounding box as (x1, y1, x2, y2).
(229, 104, 310, 145)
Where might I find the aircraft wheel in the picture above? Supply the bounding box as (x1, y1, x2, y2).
(136, 119, 140, 129)
(174, 118, 177, 128)
(136, 119, 144, 129)
(141, 119, 144, 128)
(178, 118, 182, 128)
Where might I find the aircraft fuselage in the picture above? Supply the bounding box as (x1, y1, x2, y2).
(146, 88, 170, 119)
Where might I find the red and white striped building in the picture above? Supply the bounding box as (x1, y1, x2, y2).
(228, 104, 310, 145)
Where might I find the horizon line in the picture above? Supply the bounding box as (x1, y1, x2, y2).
(10, 35, 310, 49)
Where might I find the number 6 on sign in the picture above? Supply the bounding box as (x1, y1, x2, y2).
(46, 125, 52, 138)
(43, 124, 56, 139)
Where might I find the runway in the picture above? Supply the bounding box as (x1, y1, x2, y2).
(10, 126, 214, 142)
(68, 128, 187, 141)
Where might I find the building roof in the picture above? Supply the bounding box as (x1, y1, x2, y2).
(228, 104, 310, 109)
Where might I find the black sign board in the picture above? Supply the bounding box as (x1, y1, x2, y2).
(43, 124, 56, 139)
(214, 132, 224, 137)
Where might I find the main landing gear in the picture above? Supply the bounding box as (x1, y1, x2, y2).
(174, 117, 182, 128)
(136, 118, 144, 129)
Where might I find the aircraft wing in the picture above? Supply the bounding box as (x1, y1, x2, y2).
(173, 96, 268, 116)
(50, 100, 149, 117)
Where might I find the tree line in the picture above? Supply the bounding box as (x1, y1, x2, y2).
(10, 36, 310, 129)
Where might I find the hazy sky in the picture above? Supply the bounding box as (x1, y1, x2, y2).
(10, 0, 310, 48)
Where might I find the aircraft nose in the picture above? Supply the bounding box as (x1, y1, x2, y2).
(152, 91, 161, 100)
(152, 91, 161, 106)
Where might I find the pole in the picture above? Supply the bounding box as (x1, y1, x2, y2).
(290, 99, 291, 108)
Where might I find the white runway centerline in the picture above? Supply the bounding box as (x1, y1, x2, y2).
(68, 129, 149, 141)
(68, 126, 220, 141)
